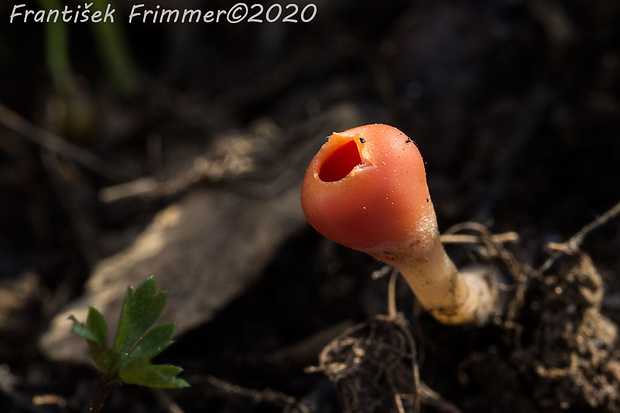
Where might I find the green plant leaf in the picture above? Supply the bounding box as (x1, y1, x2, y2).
(37, 0, 73, 92)
(120, 357, 189, 389)
(124, 322, 175, 365)
(114, 276, 167, 354)
(69, 276, 189, 398)
(88, 343, 121, 375)
(70, 307, 119, 373)
(70, 307, 107, 346)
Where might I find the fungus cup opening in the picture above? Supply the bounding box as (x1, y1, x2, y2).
(318, 140, 362, 182)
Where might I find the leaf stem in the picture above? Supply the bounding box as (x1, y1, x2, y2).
(88, 374, 117, 413)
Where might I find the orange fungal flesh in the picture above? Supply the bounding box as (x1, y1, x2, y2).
(319, 140, 362, 182)
(301, 124, 436, 253)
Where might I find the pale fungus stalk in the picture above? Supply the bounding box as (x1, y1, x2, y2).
(301, 124, 496, 324)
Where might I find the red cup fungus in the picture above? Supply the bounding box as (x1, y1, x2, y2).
(301, 124, 495, 324)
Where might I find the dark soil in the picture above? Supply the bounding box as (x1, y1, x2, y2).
(2, 1, 620, 412)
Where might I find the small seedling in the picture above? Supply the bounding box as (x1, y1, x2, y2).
(70, 276, 188, 413)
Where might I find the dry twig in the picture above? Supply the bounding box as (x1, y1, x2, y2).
(538, 200, 620, 274)
(197, 375, 309, 413)
(0, 102, 127, 181)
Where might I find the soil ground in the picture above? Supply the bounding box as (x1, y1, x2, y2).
(1, 1, 620, 412)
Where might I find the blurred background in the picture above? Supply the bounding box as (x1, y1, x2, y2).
(1, 0, 620, 412)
